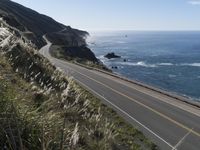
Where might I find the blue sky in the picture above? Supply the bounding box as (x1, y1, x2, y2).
(11, 0, 200, 31)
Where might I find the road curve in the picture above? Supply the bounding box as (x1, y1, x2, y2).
(39, 38, 200, 150)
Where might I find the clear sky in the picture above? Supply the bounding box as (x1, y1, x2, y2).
(11, 0, 200, 31)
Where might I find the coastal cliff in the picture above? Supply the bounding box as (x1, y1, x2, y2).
(0, 0, 156, 149)
(0, 0, 98, 63)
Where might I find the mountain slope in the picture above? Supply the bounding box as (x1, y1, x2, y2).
(0, 0, 89, 52)
(0, 0, 63, 34)
(0, 0, 158, 149)
(0, 17, 156, 150)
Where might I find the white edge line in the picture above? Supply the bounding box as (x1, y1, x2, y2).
(111, 77, 200, 118)
(79, 63, 200, 118)
(41, 35, 200, 118)
(57, 58, 200, 118)
(41, 45, 175, 149)
(75, 78, 175, 149)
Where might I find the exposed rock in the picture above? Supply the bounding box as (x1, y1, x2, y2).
(0, 0, 98, 63)
(104, 52, 121, 59)
(46, 27, 88, 47)
(61, 46, 98, 62)
(0, 0, 89, 48)
(111, 66, 118, 69)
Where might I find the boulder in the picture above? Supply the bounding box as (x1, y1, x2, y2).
(104, 52, 121, 59)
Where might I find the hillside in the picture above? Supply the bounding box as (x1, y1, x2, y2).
(0, 0, 98, 63)
(0, 16, 157, 149)
(0, 1, 157, 149)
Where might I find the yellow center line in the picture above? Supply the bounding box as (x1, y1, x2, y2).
(90, 69, 200, 118)
(56, 59, 200, 138)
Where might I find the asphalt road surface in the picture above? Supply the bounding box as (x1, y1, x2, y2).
(40, 37, 200, 150)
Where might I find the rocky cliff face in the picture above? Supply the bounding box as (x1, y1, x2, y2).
(0, 0, 96, 62)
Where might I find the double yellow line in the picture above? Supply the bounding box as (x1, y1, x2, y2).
(87, 72, 200, 137)
(57, 59, 200, 138)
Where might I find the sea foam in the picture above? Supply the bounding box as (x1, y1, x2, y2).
(117, 61, 157, 68)
(180, 63, 200, 67)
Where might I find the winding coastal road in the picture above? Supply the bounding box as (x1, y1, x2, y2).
(40, 37, 200, 150)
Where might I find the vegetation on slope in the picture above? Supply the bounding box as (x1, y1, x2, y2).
(0, 54, 157, 150)
(0, 0, 108, 70)
(0, 20, 157, 149)
(0, 0, 89, 49)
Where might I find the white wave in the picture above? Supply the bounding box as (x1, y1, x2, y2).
(97, 54, 200, 69)
(118, 61, 157, 68)
(97, 55, 105, 59)
(180, 63, 200, 67)
(117, 62, 200, 68)
(97, 55, 108, 64)
(158, 63, 173, 66)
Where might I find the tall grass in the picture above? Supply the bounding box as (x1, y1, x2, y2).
(0, 22, 158, 149)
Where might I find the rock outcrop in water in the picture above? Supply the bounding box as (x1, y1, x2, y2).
(104, 52, 121, 59)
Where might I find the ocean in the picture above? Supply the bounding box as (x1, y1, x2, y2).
(87, 31, 200, 102)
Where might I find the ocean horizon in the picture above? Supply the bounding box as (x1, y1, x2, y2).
(88, 31, 200, 102)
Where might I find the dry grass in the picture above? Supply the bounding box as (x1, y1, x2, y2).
(0, 23, 158, 149)
(0, 54, 157, 150)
